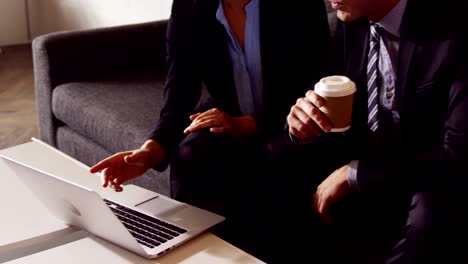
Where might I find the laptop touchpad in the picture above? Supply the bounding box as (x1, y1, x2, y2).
(135, 196, 187, 217)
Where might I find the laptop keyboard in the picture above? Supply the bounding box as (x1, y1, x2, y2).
(104, 199, 187, 248)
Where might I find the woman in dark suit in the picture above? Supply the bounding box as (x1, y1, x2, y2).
(91, 0, 332, 260)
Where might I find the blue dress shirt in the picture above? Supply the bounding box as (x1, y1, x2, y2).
(216, 0, 264, 115)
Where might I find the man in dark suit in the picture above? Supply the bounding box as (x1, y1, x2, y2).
(90, 0, 331, 259)
(285, 0, 468, 263)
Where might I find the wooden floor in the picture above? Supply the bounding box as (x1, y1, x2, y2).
(0, 45, 37, 150)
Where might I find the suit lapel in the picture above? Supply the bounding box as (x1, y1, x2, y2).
(396, 2, 417, 130)
(395, 35, 416, 125)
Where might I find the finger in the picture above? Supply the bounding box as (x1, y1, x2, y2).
(184, 115, 217, 134)
(184, 118, 221, 134)
(191, 108, 220, 121)
(90, 159, 111, 173)
(190, 112, 202, 121)
(305, 90, 325, 107)
(291, 103, 324, 135)
(287, 110, 316, 138)
(286, 106, 311, 138)
(314, 187, 325, 214)
(110, 183, 123, 192)
(185, 119, 220, 133)
(189, 115, 220, 126)
(89, 152, 131, 173)
(112, 177, 121, 186)
(297, 98, 332, 132)
(102, 167, 113, 188)
(289, 126, 310, 140)
(312, 192, 320, 212)
(317, 194, 333, 225)
(111, 178, 123, 192)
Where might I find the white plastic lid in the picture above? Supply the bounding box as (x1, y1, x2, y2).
(314, 75, 356, 97)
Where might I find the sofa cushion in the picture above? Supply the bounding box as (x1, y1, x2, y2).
(52, 71, 165, 153)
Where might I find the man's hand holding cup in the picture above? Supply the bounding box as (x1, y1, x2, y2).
(287, 76, 356, 140)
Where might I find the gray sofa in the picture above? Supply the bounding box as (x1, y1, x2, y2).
(33, 20, 171, 195)
(32, 3, 336, 197)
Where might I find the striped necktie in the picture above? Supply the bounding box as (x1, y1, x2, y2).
(367, 23, 381, 132)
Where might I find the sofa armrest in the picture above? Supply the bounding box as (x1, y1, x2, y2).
(33, 20, 168, 146)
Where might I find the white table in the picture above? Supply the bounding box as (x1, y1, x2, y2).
(0, 140, 265, 263)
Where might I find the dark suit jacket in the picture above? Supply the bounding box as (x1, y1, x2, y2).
(149, 0, 331, 160)
(335, 0, 468, 193)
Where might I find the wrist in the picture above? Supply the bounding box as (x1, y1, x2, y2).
(140, 140, 165, 168)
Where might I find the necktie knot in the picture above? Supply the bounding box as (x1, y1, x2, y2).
(370, 23, 382, 43)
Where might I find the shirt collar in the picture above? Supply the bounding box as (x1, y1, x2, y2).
(216, 0, 258, 23)
(216, 0, 228, 26)
(245, 0, 258, 12)
(376, 0, 407, 38)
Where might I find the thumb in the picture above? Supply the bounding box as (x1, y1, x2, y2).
(124, 151, 148, 167)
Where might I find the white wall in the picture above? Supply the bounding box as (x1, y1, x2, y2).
(29, 0, 172, 37)
(0, 0, 29, 46)
(0, 0, 172, 45)
(29, 0, 172, 38)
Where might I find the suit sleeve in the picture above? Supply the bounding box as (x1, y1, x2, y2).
(355, 33, 468, 194)
(148, 0, 203, 170)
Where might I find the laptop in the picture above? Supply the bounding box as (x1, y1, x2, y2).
(0, 141, 225, 259)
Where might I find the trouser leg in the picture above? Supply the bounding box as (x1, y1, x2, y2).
(171, 130, 237, 211)
(265, 136, 349, 264)
(329, 192, 409, 264)
(170, 130, 267, 257)
(331, 190, 468, 264)
(386, 191, 468, 264)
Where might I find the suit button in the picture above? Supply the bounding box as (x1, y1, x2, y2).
(386, 91, 393, 98)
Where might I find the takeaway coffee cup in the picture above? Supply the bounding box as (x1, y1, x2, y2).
(314, 75, 356, 132)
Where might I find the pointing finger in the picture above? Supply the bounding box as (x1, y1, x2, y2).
(90, 159, 110, 173)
